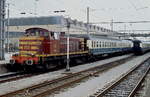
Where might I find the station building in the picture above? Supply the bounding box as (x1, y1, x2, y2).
(6, 16, 118, 51)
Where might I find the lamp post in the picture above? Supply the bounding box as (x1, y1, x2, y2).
(87, 7, 89, 35)
(54, 10, 70, 71)
(66, 18, 70, 71)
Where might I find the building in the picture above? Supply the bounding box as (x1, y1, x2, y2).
(7, 16, 118, 51)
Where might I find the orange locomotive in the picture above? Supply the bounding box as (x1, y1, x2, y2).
(9, 28, 88, 70)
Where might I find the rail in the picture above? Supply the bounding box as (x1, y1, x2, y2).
(90, 57, 150, 97)
(0, 55, 135, 97)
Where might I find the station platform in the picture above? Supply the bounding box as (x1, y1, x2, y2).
(0, 52, 15, 73)
(0, 52, 15, 64)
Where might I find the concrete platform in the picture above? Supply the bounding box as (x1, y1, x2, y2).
(0, 52, 15, 73)
(0, 52, 15, 64)
(144, 73, 150, 97)
(145, 85, 150, 97)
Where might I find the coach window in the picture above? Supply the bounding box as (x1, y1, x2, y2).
(99, 42, 101, 47)
(103, 42, 105, 48)
(92, 41, 94, 48)
(103, 42, 104, 47)
(94, 41, 96, 48)
(110, 42, 111, 47)
(97, 41, 99, 47)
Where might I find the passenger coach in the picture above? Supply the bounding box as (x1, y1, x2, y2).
(87, 38, 133, 55)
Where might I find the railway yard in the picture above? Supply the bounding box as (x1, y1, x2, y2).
(0, 53, 149, 97)
(1, 0, 150, 97)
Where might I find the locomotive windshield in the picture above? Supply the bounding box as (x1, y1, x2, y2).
(25, 28, 49, 36)
(25, 28, 60, 39)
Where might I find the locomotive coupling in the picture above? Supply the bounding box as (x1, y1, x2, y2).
(25, 60, 34, 65)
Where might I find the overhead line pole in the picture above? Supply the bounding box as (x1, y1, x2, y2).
(111, 19, 113, 31)
(87, 7, 89, 35)
(0, 0, 5, 60)
(66, 19, 70, 71)
(54, 10, 70, 71)
(7, 3, 10, 52)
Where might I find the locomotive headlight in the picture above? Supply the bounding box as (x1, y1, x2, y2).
(10, 59, 15, 64)
(25, 60, 34, 65)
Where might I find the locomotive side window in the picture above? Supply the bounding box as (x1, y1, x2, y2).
(91, 41, 93, 48)
(43, 32, 49, 36)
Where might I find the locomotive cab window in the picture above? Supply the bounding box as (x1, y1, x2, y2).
(46, 31, 60, 39)
(25, 28, 50, 37)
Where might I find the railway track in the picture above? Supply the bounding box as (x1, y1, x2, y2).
(90, 57, 150, 97)
(0, 72, 21, 78)
(0, 72, 40, 84)
(0, 55, 135, 97)
(0, 72, 26, 83)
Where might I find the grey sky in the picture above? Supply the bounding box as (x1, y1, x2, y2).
(7, 0, 150, 32)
